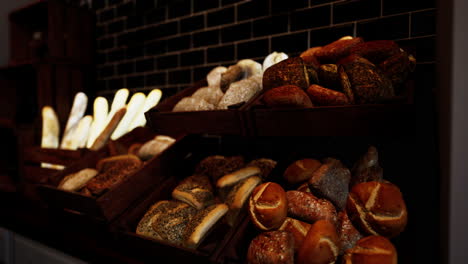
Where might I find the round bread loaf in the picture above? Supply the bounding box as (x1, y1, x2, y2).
(249, 182, 288, 230)
(283, 159, 322, 184)
(286, 190, 337, 224)
(346, 181, 407, 238)
(297, 219, 340, 264)
(247, 230, 294, 264)
(342, 235, 397, 264)
(263, 85, 313, 108)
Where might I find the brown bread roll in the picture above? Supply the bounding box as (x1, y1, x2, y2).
(348, 40, 400, 64)
(286, 191, 337, 224)
(350, 146, 384, 188)
(315, 37, 364, 63)
(337, 211, 363, 255)
(379, 50, 416, 90)
(249, 182, 288, 230)
(247, 158, 277, 179)
(346, 181, 407, 238)
(172, 174, 214, 209)
(247, 231, 294, 264)
(278, 217, 311, 252)
(297, 219, 340, 264)
(308, 158, 351, 211)
(263, 85, 313, 108)
(307, 84, 350, 106)
(283, 159, 322, 184)
(337, 54, 374, 66)
(342, 235, 397, 264)
(263, 57, 309, 91)
(300, 46, 322, 69)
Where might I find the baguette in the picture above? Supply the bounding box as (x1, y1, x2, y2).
(58, 168, 98, 191)
(111, 92, 146, 140)
(72, 115, 93, 149)
(87, 97, 109, 148)
(128, 89, 162, 131)
(90, 107, 126, 151)
(60, 92, 88, 149)
(41, 106, 62, 169)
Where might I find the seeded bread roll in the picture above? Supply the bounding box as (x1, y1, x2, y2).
(58, 168, 98, 192)
(96, 154, 142, 172)
(263, 85, 313, 108)
(225, 176, 262, 226)
(350, 146, 383, 187)
(150, 201, 198, 245)
(278, 217, 311, 252)
(283, 159, 322, 184)
(184, 203, 229, 248)
(297, 220, 340, 264)
(308, 158, 351, 211)
(337, 211, 363, 255)
(173, 97, 216, 112)
(286, 191, 337, 224)
(247, 231, 295, 264)
(247, 158, 277, 179)
(172, 174, 215, 210)
(249, 182, 288, 231)
(191, 86, 224, 106)
(347, 181, 408, 238)
(342, 235, 397, 264)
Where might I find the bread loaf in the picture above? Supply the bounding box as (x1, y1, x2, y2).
(225, 176, 262, 226)
(191, 86, 224, 106)
(286, 191, 337, 224)
(346, 181, 407, 238)
(237, 59, 263, 78)
(263, 52, 289, 71)
(263, 85, 313, 108)
(41, 106, 62, 169)
(60, 92, 88, 150)
(248, 182, 288, 230)
(379, 50, 416, 90)
(350, 146, 383, 187)
(247, 231, 294, 264)
(315, 37, 363, 63)
(90, 107, 127, 151)
(300, 47, 322, 69)
(283, 159, 322, 184)
(262, 57, 309, 91)
(217, 75, 262, 109)
(297, 220, 339, 264)
(87, 96, 109, 148)
(308, 158, 351, 211)
(220, 65, 244, 92)
(348, 40, 400, 64)
(307, 84, 350, 106)
(137, 135, 176, 161)
(96, 154, 141, 172)
(195, 155, 245, 182)
(247, 158, 277, 179)
(128, 143, 142, 156)
(338, 65, 355, 103)
(207, 66, 227, 87)
(317, 64, 340, 90)
(342, 235, 397, 264)
(172, 174, 215, 210)
(128, 89, 162, 130)
(173, 97, 216, 112)
(278, 217, 311, 252)
(217, 166, 261, 189)
(337, 211, 363, 255)
(58, 168, 98, 191)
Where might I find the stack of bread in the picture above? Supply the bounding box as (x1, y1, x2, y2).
(136, 155, 277, 249)
(172, 52, 288, 112)
(261, 36, 416, 108)
(57, 135, 175, 196)
(41, 88, 163, 169)
(247, 146, 407, 264)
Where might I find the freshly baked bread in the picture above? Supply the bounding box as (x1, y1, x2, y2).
(262, 57, 309, 91)
(337, 211, 363, 255)
(237, 59, 263, 78)
(350, 146, 383, 187)
(217, 166, 261, 189)
(263, 51, 289, 71)
(58, 168, 98, 192)
(191, 86, 224, 106)
(172, 174, 214, 210)
(137, 135, 176, 161)
(184, 203, 229, 248)
(286, 191, 337, 224)
(225, 176, 262, 226)
(283, 159, 322, 184)
(207, 66, 227, 87)
(300, 46, 322, 69)
(249, 182, 288, 230)
(195, 155, 245, 182)
(90, 107, 126, 151)
(348, 40, 400, 64)
(297, 220, 339, 264)
(172, 97, 216, 112)
(278, 217, 311, 252)
(60, 92, 88, 150)
(338, 54, 374, 66)
(247, 158, 277, 179)
(338, 65, 355, 103)
(379, 50, 416, 89)
(307, 84, 350, 106)
(150, 201, 198, 245)
(263, 85, 313, 108)
(346, 181, 407, 238)
(317, 64, 340, 90)
(315, 37, 364, 63)
(342, 235, 397, 264)
(220, 65, 244, 92)
(87, 155, 142, 195)
(217, 75, 262, 109)
(308, 158, 351, 211)
(247, 231, 294, 264)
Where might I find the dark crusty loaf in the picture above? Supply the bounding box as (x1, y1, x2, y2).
(379, 50, 416, 90)
(286, 190, 337, 224)
(262, 57, 310, 91)
(247, 231, 295, 264)
(317, 64, 340, 90)
(338, 65, 355, 103)
(348, 40, 400, 64)
(350, 146, 384, 188)
(172, 174, 214, 210)
(263, 85, 313, 108)
(308, 158, 351, 211)
(315, 37, 364, 63)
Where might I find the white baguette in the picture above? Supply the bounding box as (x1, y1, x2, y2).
(41, 106, 63, 169)
(72, 115, 93, 149)
(105, 88, 129, 128)
(60, 92, 88, 149)
(90, 107, 126, 151)
(127, 89, 162, 131)
(87, 97, 109, 148)
(111, 92, 146, 140)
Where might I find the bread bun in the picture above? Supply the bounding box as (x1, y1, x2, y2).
(262, 57, 309, 91)
(172, 174, 214, 209)
(58, 168, 98, 192)
(306, 84, 350, 106)
(283, 159, 322, 184)
(128, 143, 142, 156)
(247, 158, 277, 179)
(297, 219, 339, 264)
(300, 47, 322, 69)
(249, 182, 288, 230)
(247, 231, 294, 264)
(278, 217, 311, 252)
(348, 40, 400, 64)
(346, 181, 407, 238)
(286, 191, 337, 224)
(263, 85, 313, 108)
(315, 37, 364, 63)
(350, 146, 383, 187)
(342, 235, 397, 264)
(337, 211, 363, 255)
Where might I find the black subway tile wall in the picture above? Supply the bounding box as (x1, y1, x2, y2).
(94, 0, 436, 94)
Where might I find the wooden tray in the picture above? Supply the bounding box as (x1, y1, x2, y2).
(244, 81, 415, 137)
(37, 127, 183, 221)
(145, 80, 254, 135)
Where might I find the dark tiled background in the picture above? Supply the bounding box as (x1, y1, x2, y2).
(93, 0, 436, 97)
